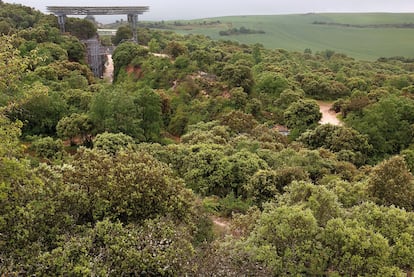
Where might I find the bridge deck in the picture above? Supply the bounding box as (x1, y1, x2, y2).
(47, 6, 149, 15)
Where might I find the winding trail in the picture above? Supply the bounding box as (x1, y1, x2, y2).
(102, 53, 341, 128)
(212, 217, 230, 229)
(211, 216, 231, 237)
(317, 101, 342, 126)
(103, 54, 114, 83)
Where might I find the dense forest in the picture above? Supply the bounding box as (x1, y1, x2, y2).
(2, 2, 414, 275)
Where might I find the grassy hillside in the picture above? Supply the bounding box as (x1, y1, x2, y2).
(168, 13, 414, 60)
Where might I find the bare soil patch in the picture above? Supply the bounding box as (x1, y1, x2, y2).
(318, 101, 342, 126)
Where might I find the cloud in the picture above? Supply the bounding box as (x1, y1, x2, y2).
(5, 0, 414, 22)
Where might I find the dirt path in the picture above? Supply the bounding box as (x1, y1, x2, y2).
(211, 216, 231, 236)
(212, 217, 230, 229)
(103, 54, 114, 83)
(317, 101, 342, 126)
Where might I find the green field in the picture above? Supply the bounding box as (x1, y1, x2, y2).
(168, 13, 414, 60)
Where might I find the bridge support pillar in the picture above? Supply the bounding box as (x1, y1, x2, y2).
(127, 13, 138, 43)
(57, 13, 66, 33)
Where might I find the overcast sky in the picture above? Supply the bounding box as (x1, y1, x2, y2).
(5, 0, 414, 22)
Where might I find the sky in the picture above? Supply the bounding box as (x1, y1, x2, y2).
(4, 0, 414, 22)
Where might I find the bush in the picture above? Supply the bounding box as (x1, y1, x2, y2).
(219, 193, 252, 217)
(30, 136, 64, 160)
(93, 132, 136, 155)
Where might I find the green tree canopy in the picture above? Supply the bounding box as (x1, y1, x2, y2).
(65, 17, 96, 40)
(0, 35, 29, 98)
(112, 25, 132, 45)
(346, 95, 414, 159)
(284, 99, 322, 136)
(112, 42, 149, 81)
(249, 205, 325, 276)
(56, 113, 93, 146)
(93, 132, 136, 155)
(322, 218, 394, 276)
(62, 148, 193, 224)
(220, 62, 254, 93)
(298, 124, 372, 165)
(89, 86, 162, 142)
(255, 71, 289, 96)
(368, 155, 414, 210)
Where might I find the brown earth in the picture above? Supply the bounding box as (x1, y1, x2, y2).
(103, 54, 114, 83)
(317, 101, 342, 126)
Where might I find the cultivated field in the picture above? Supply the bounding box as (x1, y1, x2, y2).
(169, 13, 414, 60)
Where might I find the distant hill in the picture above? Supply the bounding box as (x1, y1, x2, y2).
(142, 13, 414, 61)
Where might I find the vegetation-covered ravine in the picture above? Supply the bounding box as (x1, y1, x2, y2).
(2, 2, 414, 276)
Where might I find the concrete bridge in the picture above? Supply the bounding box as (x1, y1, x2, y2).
(47, 6, 149, 78)
(47, 6, 149, 43)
